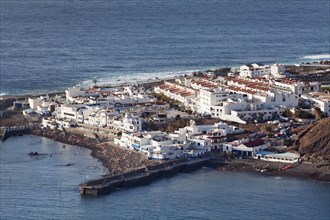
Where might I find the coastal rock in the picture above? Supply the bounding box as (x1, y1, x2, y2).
(294, 117, 330, 177)
(296, 117, 330, 158)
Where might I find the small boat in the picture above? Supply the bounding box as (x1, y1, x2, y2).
(28, 152, 39, 156)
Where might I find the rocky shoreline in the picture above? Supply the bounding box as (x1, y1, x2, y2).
(31, 127, 162, 176)
(215, 159, 330, 182)
(29, 127, 330, 182)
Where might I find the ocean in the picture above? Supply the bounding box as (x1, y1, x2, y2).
(1, 1, 330, 219)
(1, 135, 329, 220)
(1, 0, 329, 95)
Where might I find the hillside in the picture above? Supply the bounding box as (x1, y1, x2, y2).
(294, 117, 330, 164)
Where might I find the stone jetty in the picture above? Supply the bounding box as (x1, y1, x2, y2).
(80, 157, 210, 196)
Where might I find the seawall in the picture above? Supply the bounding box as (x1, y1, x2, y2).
(1, 125, 33, 142)
(80, 157, 210, 196)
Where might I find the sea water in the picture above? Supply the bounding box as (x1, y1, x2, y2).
(1, 1, 330, 219)
(1, 0, 329, 95)
(0, 135, 329, 219)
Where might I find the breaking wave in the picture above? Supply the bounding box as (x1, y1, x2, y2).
(78, 69, 200, 87)
(301, 54, 330, 60)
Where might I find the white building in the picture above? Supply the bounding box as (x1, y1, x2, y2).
(253, 151, 300, 164)
(28, 95, 55, 114)
(112, 113, 143, 132)
(114, 130, 210, 160)
(198, 88, 247, 116)
(154, 81, 196, 105)
(239, 63, 270, 78)
(65, 86, 98, 102)
(302, 92, 330, 116)
(174, 120, 243, 150)
(270, 79, 321, 95)
(270, 64, 286, 79)
(55, 104, 81, 121)
(124, 85, 147, 96)
(227, 77, 300, 108)
(223, 138, 269, 157)
(239, 63, 286, 79)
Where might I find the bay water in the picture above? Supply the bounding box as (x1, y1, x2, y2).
(0, 135, 329, 219)
(1, 0, 330, 219)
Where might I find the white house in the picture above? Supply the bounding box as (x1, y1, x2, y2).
(65, 86, 98, 102)
(270, 79, 321, 95)
(302, 92, 330, 116)
(174, 120, 243, 150)
(253, 151, 300, 164)
(270, 64, 286, 79)
(239, 63, 270, 78)
(112, 113, 143, 132)
(154, 81, 196, 105)
(114, 130, 210, 160)
(223, 138, 269, 157)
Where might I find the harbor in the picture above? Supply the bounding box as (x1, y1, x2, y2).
(80, 157, 210, 195)
(1, 125, 33, 142)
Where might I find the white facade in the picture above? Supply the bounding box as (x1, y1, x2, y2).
(124, 85, 147, 96)
(239, 63, 270, 78)
(223, 138, 269, 157)
(302, 92, 330, 116)
(270, 64, 286, 79)
(112, 113, 143, 132)
(114, 130, 210, 160)
(270, 79, 321, 95)
(253, 151, 300, 163)
(28, 95, 53, 113)
(154, 81, 196, 105)
(65, 86, 98, 102)
(56, 104, 80, 121)
(174, 120, 243, 150)
(199, 88, 246, 116)
(231, 107, 282, 121)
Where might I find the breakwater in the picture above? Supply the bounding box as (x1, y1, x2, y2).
(1, 125, 33, 142)
(80, 157, 210, 196)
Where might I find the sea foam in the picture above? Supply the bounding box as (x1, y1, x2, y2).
(78, 69, 200, 87)
(301, 54, 330, 60)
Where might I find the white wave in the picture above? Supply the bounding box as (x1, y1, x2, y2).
(78, 69, 201, 87)
(0, 93, 7, 97)
(301, 54, 330, 60)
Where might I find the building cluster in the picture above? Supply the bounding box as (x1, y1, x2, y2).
(17, 62, 329, 163)
(154, 63, 328, 123)
(114, 120, 243, 160)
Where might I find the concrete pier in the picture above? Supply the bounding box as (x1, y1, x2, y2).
(1, 124, 33, 142)
(80, 157, 210, 196)
(0, 128, 6, 142)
